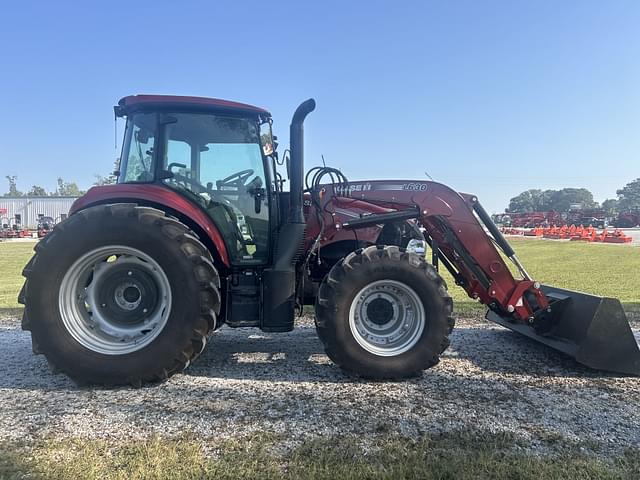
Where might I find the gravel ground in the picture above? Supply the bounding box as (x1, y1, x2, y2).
(0, 313, 638, 457)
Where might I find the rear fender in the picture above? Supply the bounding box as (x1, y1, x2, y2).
(70, 184, 231, 268)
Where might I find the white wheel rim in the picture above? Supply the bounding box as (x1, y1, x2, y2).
(348, 279, 425, 357)
(58, 246, 172, 355)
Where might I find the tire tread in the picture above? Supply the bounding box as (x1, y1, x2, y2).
(315, 245, 455, 379)
(19, 203, 222, 386)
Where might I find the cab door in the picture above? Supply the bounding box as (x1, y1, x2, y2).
(162, 113, 271, 265)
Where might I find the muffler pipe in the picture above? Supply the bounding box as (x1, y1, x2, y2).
(262, 98, 316, 332)
(289, 98, 316, 223)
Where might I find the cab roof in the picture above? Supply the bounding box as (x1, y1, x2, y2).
(116, 94, 270, 116)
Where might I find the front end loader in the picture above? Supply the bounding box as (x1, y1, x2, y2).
(18, 95, 640, 386)
(308, 180, 639, 376)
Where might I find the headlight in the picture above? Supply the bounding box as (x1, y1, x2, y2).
(406, 239, 426, 256)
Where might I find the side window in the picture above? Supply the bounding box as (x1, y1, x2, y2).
(200, 143, 265, 188)
(122, 115, 155, 183)
(166, 139, 191, 178)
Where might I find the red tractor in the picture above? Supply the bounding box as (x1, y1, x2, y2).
(18, 95, 640, 386)
(508, 211, 564, 228)
(615, 209, 640, 228)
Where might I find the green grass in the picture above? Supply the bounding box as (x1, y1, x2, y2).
(0, 241, 34, 318)
(1, 238, 639, 318)
(1, 431, 638, 480)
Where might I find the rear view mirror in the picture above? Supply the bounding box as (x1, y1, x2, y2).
(260, 122, 274, 156)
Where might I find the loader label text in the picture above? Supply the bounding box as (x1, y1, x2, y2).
(401, 183, 428, 191)
(335, 183, 373, 196)
(335, 182, 428, 196)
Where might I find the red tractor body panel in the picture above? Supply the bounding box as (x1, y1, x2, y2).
(70, 184, 232, 267)
(304, 195, 393, 250)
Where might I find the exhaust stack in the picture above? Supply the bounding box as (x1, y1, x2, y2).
(288, 98, 316, 223)
(262, 98, 316, 332)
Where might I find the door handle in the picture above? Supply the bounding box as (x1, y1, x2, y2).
(248, 187, 266, 214)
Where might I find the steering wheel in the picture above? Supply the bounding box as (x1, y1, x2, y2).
(217, 169, 255, 190)
(170, 170, 203, 191)
(169, 171, 229, 204)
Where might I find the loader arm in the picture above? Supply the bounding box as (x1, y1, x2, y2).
(317, 180, 548, 325)
(316, 179, 640, 375)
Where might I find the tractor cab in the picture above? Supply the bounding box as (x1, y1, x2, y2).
(116, 95, 279, 266)
(108, 95, 314, 334)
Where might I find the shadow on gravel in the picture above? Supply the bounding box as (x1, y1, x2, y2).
(184, 324, 611, 383)
(0, 322, 629, 390)
(447, 325, 620, 379)
(185, 326, 355, 383)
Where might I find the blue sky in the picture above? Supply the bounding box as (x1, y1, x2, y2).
(0, 0, 638, 213)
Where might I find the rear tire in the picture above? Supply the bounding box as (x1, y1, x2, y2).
(19, 204, 221, 386)
(315, 245, 454, 379)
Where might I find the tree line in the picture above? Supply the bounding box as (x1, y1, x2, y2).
(507, 178, 640, 214)
(3, 174, 116, 197)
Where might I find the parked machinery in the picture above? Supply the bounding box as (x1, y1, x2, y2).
(0, 214, 30, 239)
(615, 208, 640, 228)
(37, 215, 56, 238)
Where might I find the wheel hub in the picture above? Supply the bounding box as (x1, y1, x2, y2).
(95, 265, 159, 324)
(366, 297, 395, 325)
(114, 283, 142, 310)
(59, 246, 172, 355)
(121, 285, 141, 304)
(349, 280, 426, 357)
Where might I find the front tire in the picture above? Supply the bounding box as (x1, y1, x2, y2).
(19, 204, 221, 386)
(315, 245, 454, 379)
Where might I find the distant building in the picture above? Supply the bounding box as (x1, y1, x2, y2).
(0, 196, 78, 229)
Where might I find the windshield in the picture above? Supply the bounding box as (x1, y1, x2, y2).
(119, 113, 156, 182)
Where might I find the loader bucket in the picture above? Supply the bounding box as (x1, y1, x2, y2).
(486, 285, 640, 375)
